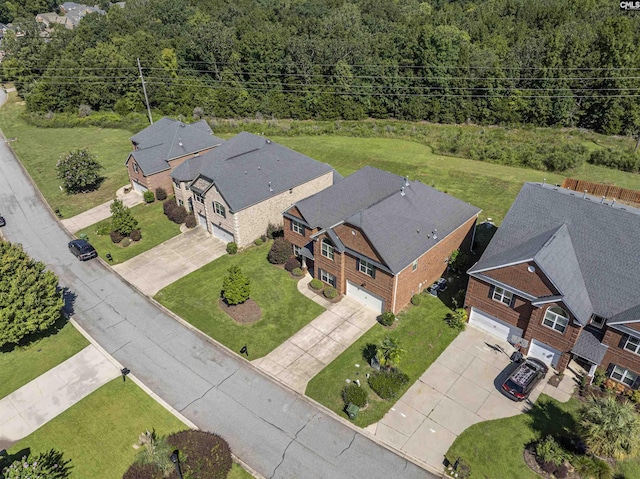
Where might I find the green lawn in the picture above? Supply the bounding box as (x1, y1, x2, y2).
(7, 379, 187, 479)
(306, 294, 459, 427)
(229, 463, 255, 479)
(447, 394, 640, 478)
(76, 200, 182, 264)
(155, 241, 325, 359)
(0, 320, 88, 399)
(0, 92, 132, 218)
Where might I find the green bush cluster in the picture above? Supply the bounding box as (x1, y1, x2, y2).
(310, 279, 323, 290)
(410, 294, 422, 306)
(342, 383, 368, 408)
(185, 214, 197, 228)
(379, 311, 395, 327)
(110, 230, 124, 243)
(26, 110, 150, 133)
(155, 188, 167, 201)
(121, 237, 132, 247)
(291, 267, 303, 277)
(535, 436, 568, 467)
(368, 370, 409, 400)
(130, 229, 142, 241)
(446, 309, 467, 331)
(266, 223, 283, 239)
(226, 242, 238, 255)
(143, 190, 155, 203)
(268, 238, 293, 264)
(95, 222, 111, 236)
(588, 149, 639, 172)
(284, 256, 301, 272)
(163, 200, 188, 224)
(572, 455, 612, 479)
(254, 238, 263, 246)
(324, 286, 338, 299)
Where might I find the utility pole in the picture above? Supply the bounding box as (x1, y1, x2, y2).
(137, 58, 153, 125)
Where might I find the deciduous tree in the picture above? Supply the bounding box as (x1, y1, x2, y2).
(110, 199, 139, 236)
(56, 148, 103, 194)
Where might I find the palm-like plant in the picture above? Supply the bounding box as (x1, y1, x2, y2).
(136, 429, 174, 476)
(378, 336, 406, 369)
(580, 395, 640, 460)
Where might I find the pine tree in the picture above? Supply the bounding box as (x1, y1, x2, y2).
(221, 266, 251, 305)
(110, 199, 139, 236)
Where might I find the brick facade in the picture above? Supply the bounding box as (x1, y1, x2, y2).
(483, 262, 558, 297)
(601, 328, 640, 381)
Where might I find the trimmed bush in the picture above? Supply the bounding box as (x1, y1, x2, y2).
(324, 286, 338, 299)
(254, 238, 263, 246)
(292, 267, 303, 277)
(163, 199, 177, 216)
(310, 278, 323, 290)
(167, 430, 232, 479)
(110, 230, 124, 243)
(535, 436, 567, 466)
(268, 238, 293, 264)
(185, 214, 197, 228)
(221, 265, 250, 305)
(285, 256, 301, 272)
(155, 187, 167, 201)
(446, 309, 467, 331)
(226, 242, 238, 255)
(342, 383, 368, 407)
(266, 223, 283, 239)
(555, 464, 569, 479)
(541, 461, 558, 474)
(379, 311, 395, 327)
(143, 190, 155, 203)
(368, 370, 409, 400)
(95, 222, 111, 236)
(121, 237, 132, 247)
(130, 229, 142, 241)
(168, 205, 188, 224)
(410, 294, 422, 306)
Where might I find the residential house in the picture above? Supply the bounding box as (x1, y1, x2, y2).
(125, 117, 223, 195)
(36, 3, 104, 30)
(465, 182, 640, 386)
(171, 132, 338, 246)
(283, 166, 481, 314)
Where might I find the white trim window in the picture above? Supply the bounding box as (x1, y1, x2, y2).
(321, 239, 334, 260)
(611, 365, 638, 387)
(194, 193, 205, 204)
(319, 269, 336, 287)
(492, 287, 513, 306)
(412, 260, 418, 272)
(543, 306, 569, 333)
(133, 163, 139, 173)
(624, 335, 640, 354)
(293, 245, 301, 256)
(213, 201, 226, 218)
(292, 219, 304, 235)
(359, 259, 375, 277)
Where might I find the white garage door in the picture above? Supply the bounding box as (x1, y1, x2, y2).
(211, 223, 234, 243)
(346, 280, 384, 313)
(528, 339, 561, 368)
(468, 307, 524, 343)
(198, 214, 207, 227)
(132, 180, 147, 193)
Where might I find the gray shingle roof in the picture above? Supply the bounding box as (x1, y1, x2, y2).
(470, 183, 640, 324)
(572, 326, 608, 364)
(174, 132, 336, 212)
(296, 166, 481, 274)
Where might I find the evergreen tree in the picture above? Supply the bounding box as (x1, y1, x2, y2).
(110, 199, 139, 236)
(221, 266, 251, 305)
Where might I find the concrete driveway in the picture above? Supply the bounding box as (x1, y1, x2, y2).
(368, 326, 577, 471)
(113, 227, 227, 296)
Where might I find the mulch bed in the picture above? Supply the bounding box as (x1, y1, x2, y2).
(523, 446, 581, 479)
(218, 298, 261, 324)
(307, 283, 342, 303)
(547, 374, 563, 387)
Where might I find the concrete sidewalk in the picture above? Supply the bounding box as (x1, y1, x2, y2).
(0, 345, 120, 449)
(253, 275, 378, 393)
(61, 185, 144, 234)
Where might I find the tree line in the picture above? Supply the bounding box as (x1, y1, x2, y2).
(2, 0, 640, 136)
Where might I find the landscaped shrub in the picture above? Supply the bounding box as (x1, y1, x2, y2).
(110, 230, 124, 243)
(535, 436, 567, 466)
(324, 286, 338, 299)
(143, 190, 155, 203)
(5, 450, 72, 479)
(121, 237, 132, 247)
(226, 242, 238, 255)
(368, 370, 409, 400)
(446, 309, 467, 331)
(555, 464, 569, 479)
(95, 221, 111, 236)
(592, 368, 606, 387)
(285, 256, 301, 272)
(163, 199, 177, 216)
(342, 383, 368, 407)
(185, 214, 197, 228)
(268, 238, 293, 264)
(310, 278, 323, 290)
(292, 267, 303, 277)
(411, 294, 422, 306)
(168, 205, 188, 224)
(254, 238, 263, 246)
(130, 229, 142, 241)
(111, 199, 139, 235)
(266, 223, 283, 239)
(155, 187, 167, 201)
(167, 430, 232, 479)
(573, 455, 612, 479)
(379, 311, 395, 327)
(221, 266, 251, 305)
(541, 461, 558, 474)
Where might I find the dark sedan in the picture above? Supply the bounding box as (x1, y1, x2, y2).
(68, 239, 98, 261)
(501, 357, 548, 401)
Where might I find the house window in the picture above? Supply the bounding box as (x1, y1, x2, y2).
(319, 269, 336, 287)
(359, 259, 375, 277)
(291, 219, 304, 235)
(611, 365, 638, 387)
(543, 306, 569, 333)
(133, 163, 139, 173)
(293, 245, 301, 256)
(592, 315, 606, 329)
(624, 336, 640, 355)
(492, 287, 513, 306)
(213, 201, 226, 218)
(321, 239, 334, 260)
(412, 260, 418, 272)
(194, 193, 204, 204)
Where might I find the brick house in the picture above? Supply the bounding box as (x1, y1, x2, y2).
(283, 166, 481, 314)
(171, 132, 339, 247)
(124, 117, 223, 195)
(465, 182, 640, 383)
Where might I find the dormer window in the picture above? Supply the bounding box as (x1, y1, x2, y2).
(591, 315, 606, 329)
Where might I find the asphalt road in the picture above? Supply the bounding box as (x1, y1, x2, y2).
(0, 90, 436, 479)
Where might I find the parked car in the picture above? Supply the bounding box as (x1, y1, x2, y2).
(0, 214, 5, 227)
(68, 239, 98, 261)
(501, 357, 548, 401)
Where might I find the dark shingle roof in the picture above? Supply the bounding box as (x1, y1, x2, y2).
(296, 166, 481, 274)
(572, 326, 608, 364)
(470, 183, 640, 324)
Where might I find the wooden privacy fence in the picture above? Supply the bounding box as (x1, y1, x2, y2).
(562, 178, 640, 205)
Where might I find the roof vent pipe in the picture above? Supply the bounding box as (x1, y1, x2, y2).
(269, 182, 273, 192)
(178, 138, 183, 147)
(400, 187, 405, 197)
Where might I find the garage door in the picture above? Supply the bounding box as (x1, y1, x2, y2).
(198, 214, 207, 228)
(346, 280, 384, 313)
(528, 339, 561, 368)
(132, 180, 147, 193)
(211, 223, 234, 243)
(468, 307, 524, 343)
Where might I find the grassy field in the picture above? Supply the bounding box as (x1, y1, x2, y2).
(0, 92, 132, 218)
(306, 293, 459, 427)
(0, 320, 88, 399)
(76, 200, 182, 264)
(155, 241, 325, 359)
(7, 379, 187, 479)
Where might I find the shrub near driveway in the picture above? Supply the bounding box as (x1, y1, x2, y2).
(76, 201, 181, 264)
(306, 294, 458, 427)
(155, 242, 324, 359)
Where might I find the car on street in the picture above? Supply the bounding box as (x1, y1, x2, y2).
(68, 239, 98, 261)
(0, 214, 5, 227)
(501, 357, 548, 401)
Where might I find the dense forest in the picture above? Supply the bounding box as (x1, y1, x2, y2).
(2, 0, 640, 135)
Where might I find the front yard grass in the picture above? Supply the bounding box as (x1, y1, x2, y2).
(447, 394, 640, 478)
(7, 379, 186, 479)
(154, 241, 325, 359)
(0, 319, 88, 399)
(75, 200, 182, 264)
(306, 294, 458, 427)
